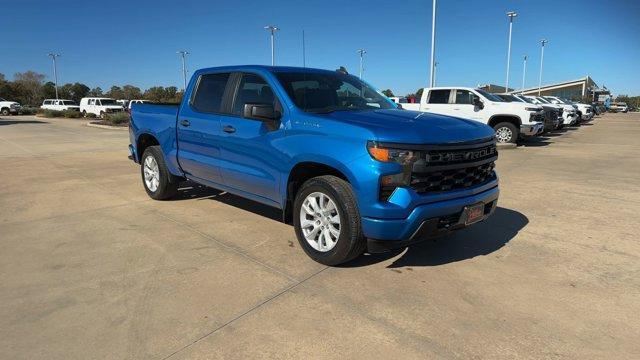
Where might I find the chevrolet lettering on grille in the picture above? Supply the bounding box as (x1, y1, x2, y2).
(426, 147, 496, 163)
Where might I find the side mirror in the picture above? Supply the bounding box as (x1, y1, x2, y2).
(473, 96, 484, 110)
(243, 103, 281, 130)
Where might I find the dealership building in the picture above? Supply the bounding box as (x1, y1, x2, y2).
(480, 76, 611, 103)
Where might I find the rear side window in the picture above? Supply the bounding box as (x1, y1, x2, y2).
(191, 73, 231, 113)
(428, 89, 450, 104)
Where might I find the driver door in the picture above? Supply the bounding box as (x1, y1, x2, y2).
(453, 89, 482, 121)
(216, 72, 284, 204)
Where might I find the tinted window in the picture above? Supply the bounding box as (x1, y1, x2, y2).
(274, 71, 393, 113)
(455, 90, 474, 104)
(44, 100, 52, 105)
(428, 89, 450, 104)
(192, 73, 231, 113)
(232, 73, 277, 116)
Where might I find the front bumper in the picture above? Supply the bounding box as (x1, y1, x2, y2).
(361, 183, 499, 243)
(520, 123, 544, 136)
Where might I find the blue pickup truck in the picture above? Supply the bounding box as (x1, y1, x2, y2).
(129, 65, 499, 265)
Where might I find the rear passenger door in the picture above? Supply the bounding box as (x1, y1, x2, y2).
(216, 72, 284, 205)
(422, 89, 452, 115)
(176, 72, 232, 184)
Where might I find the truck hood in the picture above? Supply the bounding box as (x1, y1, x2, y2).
(321, 109, 495, 144)
(490, 101, 542, 112)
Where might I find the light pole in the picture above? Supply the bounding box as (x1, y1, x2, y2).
(521, 55, 527, 90)
(505, 11, 518, 92)
(538, 39, 548, 96)
(47, 53, 60, 100)
(264, 25, 279, 66)
(429, 0, 437, 87)
(434, 61, 438, 86)
(357, 49, 367, 79)
(177, 51, 189, 91)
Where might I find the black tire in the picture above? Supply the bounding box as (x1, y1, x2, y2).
(293, 175, 366, 266)
(82, 110, 87, 117)
(99, 111, 105, 119)
(1, 108, 10, 116)
(140, 146, 179, 200)
(493, 122, 519, 143)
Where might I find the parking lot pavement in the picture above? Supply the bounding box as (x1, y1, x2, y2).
(1, 114, 639, 359)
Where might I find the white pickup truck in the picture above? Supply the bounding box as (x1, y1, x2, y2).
(0, 98, 22, 116)
(403, 87, 544, 143)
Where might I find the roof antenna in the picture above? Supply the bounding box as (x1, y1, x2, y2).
(302, 30, 306, 68)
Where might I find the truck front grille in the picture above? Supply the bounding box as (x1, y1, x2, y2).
(409, 140, 498, 194)
(411, 162, 495, 193)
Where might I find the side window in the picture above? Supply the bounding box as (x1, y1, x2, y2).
(232, 73, 277, 116)
(88, 99, 95, 105)
(455, 90, 474, 105)
(428, 89, 451, 104)
(44, 100, 51, 105)
(96, 100, 102, 106)
(191, 73, 231, 113)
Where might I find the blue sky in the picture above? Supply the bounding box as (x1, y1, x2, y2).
(2, 0, 639, 96)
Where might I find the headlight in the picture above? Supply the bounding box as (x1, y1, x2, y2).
(367, 141, 416, 165)
(367, 141, 420, 200)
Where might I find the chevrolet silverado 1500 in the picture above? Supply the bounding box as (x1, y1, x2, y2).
(129, 66, 500, 265)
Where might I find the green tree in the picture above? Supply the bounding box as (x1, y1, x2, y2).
(122, 85, 142, 100)
(106, 86, 124, 99)
(14, 71, 46, 105)
(88, 87, 103, 97)
(381, 89, 394, 97)
(42, 82, 57, 99)
(68, 83, 90, 102)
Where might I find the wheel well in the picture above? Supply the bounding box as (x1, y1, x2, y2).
(137, 133, 159, 162)
(283, 162, 349, 223)
(488, 115, 521, 129)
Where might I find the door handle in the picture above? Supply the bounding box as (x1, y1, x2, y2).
(180, 119, 190, 127)
(223, 125, 236, 133)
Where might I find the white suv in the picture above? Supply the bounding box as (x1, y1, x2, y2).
(0, 98, 22, 116)
(404, 87, 544, 143)
(79, 97, 124, 118)
(542, 96, 580, 125)
(41, 99, 80, 111)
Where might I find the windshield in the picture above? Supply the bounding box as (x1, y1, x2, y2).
(535, 97, 550, 104)
(274, 71, 394, 113)
(62, 101, 77, 105)
(496, 94, 523, 102)
(475, 89, 504, 102)
(515, 95, 535, 104)
(100, 99, 118, 106)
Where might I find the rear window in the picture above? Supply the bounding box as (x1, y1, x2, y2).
(191, 73, 231, 113)
(428, 90, 450, 104)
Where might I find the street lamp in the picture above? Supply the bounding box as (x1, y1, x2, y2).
(429, 0, 437, 87)
(434, 61, 438, 86)
(521, 55, 527, 90)
(264, 25, 279, 66)
(47, 53, 60, 100)
(177, 51, 190, 91)
(538, 39, 548, 96)
(357, 49, 367, 79)
(505, 11, 518, 92)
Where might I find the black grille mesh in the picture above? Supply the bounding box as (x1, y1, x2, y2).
(410, 162, 495, 194)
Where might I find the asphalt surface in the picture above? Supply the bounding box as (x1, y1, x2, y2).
(1, 113, 639, 359)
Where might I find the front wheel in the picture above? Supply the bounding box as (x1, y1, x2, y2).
(82, 110, 87, 117)
(140, 146, 179, 200)
(1, 108, 10, 116)
(493, 122, 518, 143)
(293, 175, 366, 266)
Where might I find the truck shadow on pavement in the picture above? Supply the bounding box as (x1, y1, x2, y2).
(0, 119, 49, 126)
(343, 207, 528, 268)
(174, 183, 528, 268)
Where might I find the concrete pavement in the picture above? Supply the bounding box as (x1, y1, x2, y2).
(1, 114, 639, 359)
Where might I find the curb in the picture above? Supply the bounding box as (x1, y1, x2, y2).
(85, 122, 128, 131)
(496, 143, 517, 150)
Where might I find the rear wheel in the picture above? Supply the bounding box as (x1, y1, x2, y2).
(82, 110, 87, 117)
(493, 122, 518, 143)
(1, 108, 10, 116)
(99, 111, 105, 119)
(140, 146, 179, 200)
(293, 175, 366, 266)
